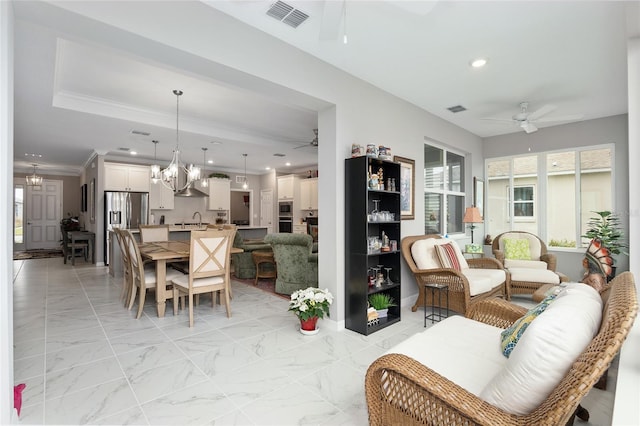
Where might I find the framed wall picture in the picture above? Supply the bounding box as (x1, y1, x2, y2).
(81, 184, 87, 212)
(394, 155, 415, 220)
(89, 178, 96, 224)
(474, 177, 484, 218)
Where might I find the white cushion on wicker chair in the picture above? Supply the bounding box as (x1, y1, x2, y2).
(504, 259, 548, 270)
(411, 238, 469, 270)
(480, 283, 602, 415)
(386, 316, 507, 396)
(508, 267, 560, 285)
(462, 268, 507, 296)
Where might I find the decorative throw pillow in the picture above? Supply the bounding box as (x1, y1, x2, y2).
(434, 243, 461, 271)
(504, 238, 530, 260)
(500, 294, 556, 357)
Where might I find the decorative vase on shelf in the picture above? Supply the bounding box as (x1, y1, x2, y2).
(377, 309, 388, 318)
(299, 316, 319, 335)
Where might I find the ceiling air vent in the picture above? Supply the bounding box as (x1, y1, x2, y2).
(118, 147, 130, 152)
(267, 1, 309, 28)
(447, 105, 467, 113)
(273, 153, 286, 157)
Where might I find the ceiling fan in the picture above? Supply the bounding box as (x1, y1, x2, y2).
(294, 128, 318, 149)
(483, 102, 584, 134)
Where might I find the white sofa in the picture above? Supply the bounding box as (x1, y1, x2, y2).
(401, 234, 508, 316)
(365, 272, 638, 426)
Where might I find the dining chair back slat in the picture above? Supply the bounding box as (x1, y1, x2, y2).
(139, 225, 170, 243)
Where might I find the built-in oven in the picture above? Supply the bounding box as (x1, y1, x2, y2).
(279, 217, 293, 233)
(279, 201, 293, 216)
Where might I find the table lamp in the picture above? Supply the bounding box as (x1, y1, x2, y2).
(462, 206, 483, 244)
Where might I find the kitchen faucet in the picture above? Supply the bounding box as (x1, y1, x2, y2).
(192, 211, 202, 227)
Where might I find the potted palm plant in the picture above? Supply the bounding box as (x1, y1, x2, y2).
(582, 210, 628, 275)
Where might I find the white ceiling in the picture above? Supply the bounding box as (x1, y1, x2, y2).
(12, 1, 635, 175)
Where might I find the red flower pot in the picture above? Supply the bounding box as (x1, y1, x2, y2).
(300, 316, 319, 331)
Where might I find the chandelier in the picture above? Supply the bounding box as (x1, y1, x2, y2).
(159, 90, 200, 191)
(26, 164, 43, 186)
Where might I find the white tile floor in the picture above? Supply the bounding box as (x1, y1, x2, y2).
(13, 258, 615, 425)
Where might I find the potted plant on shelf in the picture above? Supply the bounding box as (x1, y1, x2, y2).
(582, 210, 628, 276)
(368, 293, 397, 318)
(288, 287, 333, 335)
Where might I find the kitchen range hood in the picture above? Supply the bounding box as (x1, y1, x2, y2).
(173, 167, 208, 197)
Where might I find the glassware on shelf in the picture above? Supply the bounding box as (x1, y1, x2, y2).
(372, 199, 381, 213)
(385, 267, 393, 285)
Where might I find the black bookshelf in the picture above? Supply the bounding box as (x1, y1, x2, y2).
(345, 156, 401, 335)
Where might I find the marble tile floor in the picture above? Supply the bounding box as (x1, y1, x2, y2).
(12, 258, 615, 425)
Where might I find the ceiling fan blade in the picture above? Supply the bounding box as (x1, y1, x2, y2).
(481, 117, 516, 123)
(535, 114, 584, 123)
(521, 121, 538, 134)
(527, 104, 557, 121)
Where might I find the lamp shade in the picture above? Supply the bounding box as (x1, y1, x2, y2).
(462, 206, 483, 224)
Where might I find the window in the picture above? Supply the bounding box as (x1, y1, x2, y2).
(424, 144, 465, 235)
(486, 145, 613, 249)
(513, 185, 534, 218)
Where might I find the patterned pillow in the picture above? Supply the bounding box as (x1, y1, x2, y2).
(500, 294, 556, 357)
(504, 238, 530, 260)
(434, 243, 461, 271)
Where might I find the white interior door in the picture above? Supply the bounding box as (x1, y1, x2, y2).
(26, 180, 63, 250)
(260, 189, 274, 234)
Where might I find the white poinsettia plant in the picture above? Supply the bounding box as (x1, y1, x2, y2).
(289, 287, 333, 321)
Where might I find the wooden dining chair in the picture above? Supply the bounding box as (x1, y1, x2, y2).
(113, 229, 133, 307)
(124, 229, 185, 319)
(170, 229, 234, 327)
(139, 224, 170, 243)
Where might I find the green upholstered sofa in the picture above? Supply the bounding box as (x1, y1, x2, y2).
(264, 233, 318, 295)
(232, 232, 272, 279)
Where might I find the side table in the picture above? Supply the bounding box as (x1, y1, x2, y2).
(252, 250, 277, 285)
(424, 283, 449, 326)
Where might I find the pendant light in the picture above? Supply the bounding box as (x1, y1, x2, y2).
(159, 89, 200, 192)
(26, 164, 43, 186)
(150, 140, 161, 183)
(200, 147, 209, 188)
(242, 153, 248, 189)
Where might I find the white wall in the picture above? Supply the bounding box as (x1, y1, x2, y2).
(1, 1, 14, 422)
(50, 1, 483, 324)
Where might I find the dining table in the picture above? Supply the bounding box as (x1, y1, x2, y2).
(138, 240, 243, 317)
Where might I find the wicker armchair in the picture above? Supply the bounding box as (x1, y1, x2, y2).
(492, 231, 565, 295)
(365, 272, 638, 426)
(401, 235, 509, 316)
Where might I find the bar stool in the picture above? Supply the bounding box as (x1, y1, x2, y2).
(252, 250, 277, 285)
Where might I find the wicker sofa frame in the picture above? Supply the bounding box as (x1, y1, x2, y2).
(365, 271, 637, 426)
(401, 235, 510, 316)
(492, 231, 563, 295)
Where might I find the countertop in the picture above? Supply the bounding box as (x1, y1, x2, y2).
(110, 225, 269, 233)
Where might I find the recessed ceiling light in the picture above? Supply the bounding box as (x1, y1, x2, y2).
(470, 58, 488, 68)
(24, 153, 42, 158)
(285, 162, 291, 166)
(207, 160, 214, 164)
(265, 166, 271, 170)
(130, 151, 137, 155)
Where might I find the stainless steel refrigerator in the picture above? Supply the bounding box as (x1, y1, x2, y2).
(104, 191, 149, 265)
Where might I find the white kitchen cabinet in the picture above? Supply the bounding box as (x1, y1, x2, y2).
(293, 224, 307, 234)
(104, 163, 150, 192)
(299, 178, 318, 210)
(208, 178, 231, 211)
(149, 181, 175, 210)
(277, 175, 299, 200)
